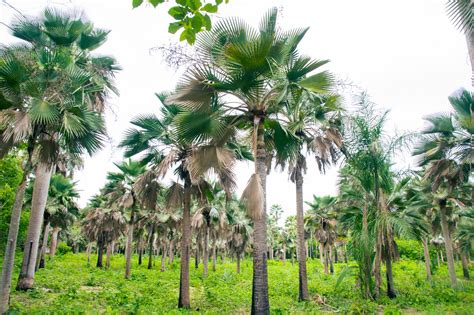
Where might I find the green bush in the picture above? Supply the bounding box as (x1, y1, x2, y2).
(396, 239, 423, 260)
(56, 242, 72, 255)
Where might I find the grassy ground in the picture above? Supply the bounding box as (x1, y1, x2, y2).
(2, 253, 473, 314)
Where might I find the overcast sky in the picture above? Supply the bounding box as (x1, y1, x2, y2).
(0, 0, 470, 220)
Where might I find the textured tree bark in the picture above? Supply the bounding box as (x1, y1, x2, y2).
(87, 243, 92, 265)
(439, 201, 457, 287)
(422, 238, 432, 281)
(203, 224, 209, 277)
(319, 243, 324, 264)
(251, 120, 269, 315)
(0, 170, 29, 314)
(195, 234, 200, 269)
(49, 227, 60, 258)
(373, 231, 382, 298)
(178, 175, 191, 309)
(17, 163, 53, 291)
(37, 220, 50, 270)
(461, 252, 470, 279)
(323, 246, 329, 275)
(295, 173, 309, 301)
(329, 246, 334, 274)
(137, 234, 142, 266)
(124, 210, 135, 279)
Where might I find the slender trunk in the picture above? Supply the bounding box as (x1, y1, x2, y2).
(161, 241, 167, 272)
(305, 241, 309, 260)
(124, 210, 135, 279)
(137, 235, 142, 266)
(97, 238, 104, 268)
(268, 245, 273, 260)
(466, 32, 474, 87)
(385, 246, 396, 298)
(0, 169, 29, 314)
(461, 252, 470, 279)
(195, 234, 200, 270)
(319, 243, 324, 264)
(87, 243, 92, 265)
(237, 253, 241, 274)
(295, 173, 309, 301)
(148, 228, 155, 270)
(106, 242, 112, 268)
(36, 220, 50, 270)
(17, 163, 53, 291)
(439, 200, 457, 287)
(203, 225, 209, 277)
(334, 245, 338, 263)
(437, 251, 441, 268)
(329, 245, 334, 274)
(212, 235, 217, 272)
(323, 246, 329, 274)
(374, 231, 382, 299)
(178, 175, 191, 309)
(169, 238, 174, 265)
(282, 243, 286, 265)
(422, 238, 432, 281)
(49, 227, 60, 258)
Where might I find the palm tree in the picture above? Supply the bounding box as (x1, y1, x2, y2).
(0, 9, 119, 298)
(169, 9, 332, 312)
(446, 0, 473, 85)
(103, 159, 146, 279)
(119, 95, 235, 308)
(274, 90, 342, 300)
(413, 88, 473, 287)
(227, 200, 252, 274)
(82, 207, 127, 268)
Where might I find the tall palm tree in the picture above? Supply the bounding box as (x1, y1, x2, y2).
(275, 90, 342, 300)
(413, 88, 473, 287)
(227, 200, 252, 274)
(119, 95, 235, 308)
(169, 9, 332, 312)
(0, 9, 119, 305)
(446, 0, 474, 85)
(103, 159, 146, 279)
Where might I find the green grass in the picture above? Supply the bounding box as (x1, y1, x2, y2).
(2, 253, 473, 314)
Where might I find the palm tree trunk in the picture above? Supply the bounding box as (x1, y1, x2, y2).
(106, 242, 112, 268)
(203, 224, 209, 277)
(334, 246, 338, 263)
(282, 243, 286, 265)
(36, 220, 50, 270)
(422, 238, 432, 281)
(97, 238, 104, 268)
(212, 235, 217, 272)
(178, 175, 191, 309)
(466, 32, 474, 86)
(17, 162, 53, 291)
(49, 227, 60, 258)
(251, 119, 269, 315)
(439, 200, 457, 287)
(87, 243, 92, 265)
(461, 252, 470, 279)
(124, 210, 135, 279)
(0, 170, 29, 314)
(384, 245, 396, 298)
(195, 234, 200, 269)
(374, 231, 382, 298)
(329, 246, 334, 274)
(169, 238, 174, 264)
(319, 243, 324, 264)
(137, 234, 142, 266)
(161, 241, 167, 272)
(295, 174, 309, 301)
(237, 253, 241, 274)
(323, 246, 329, 274)
(148, 228, 155, 270)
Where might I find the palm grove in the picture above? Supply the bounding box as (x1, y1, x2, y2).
(0, 4, 473, 315)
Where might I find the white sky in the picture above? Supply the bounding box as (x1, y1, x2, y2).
(0, 0, 470, 220)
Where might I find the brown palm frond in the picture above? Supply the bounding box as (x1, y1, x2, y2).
(0, 110, 32, 143)
(187, 145, 236, 187)
(166, 181, 184, 210)
(241, 173, 264, 220)
(156, 149, 178, 178)
(134, 169, 161, 209)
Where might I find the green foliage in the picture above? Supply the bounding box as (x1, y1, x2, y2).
(56, 242, 73, 256)
(2, 254, 473, 313)
(132, 0, 228, 44)
(0, 155, 27, 250)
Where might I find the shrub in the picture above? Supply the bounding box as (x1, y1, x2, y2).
(56, 242, 72, 255)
